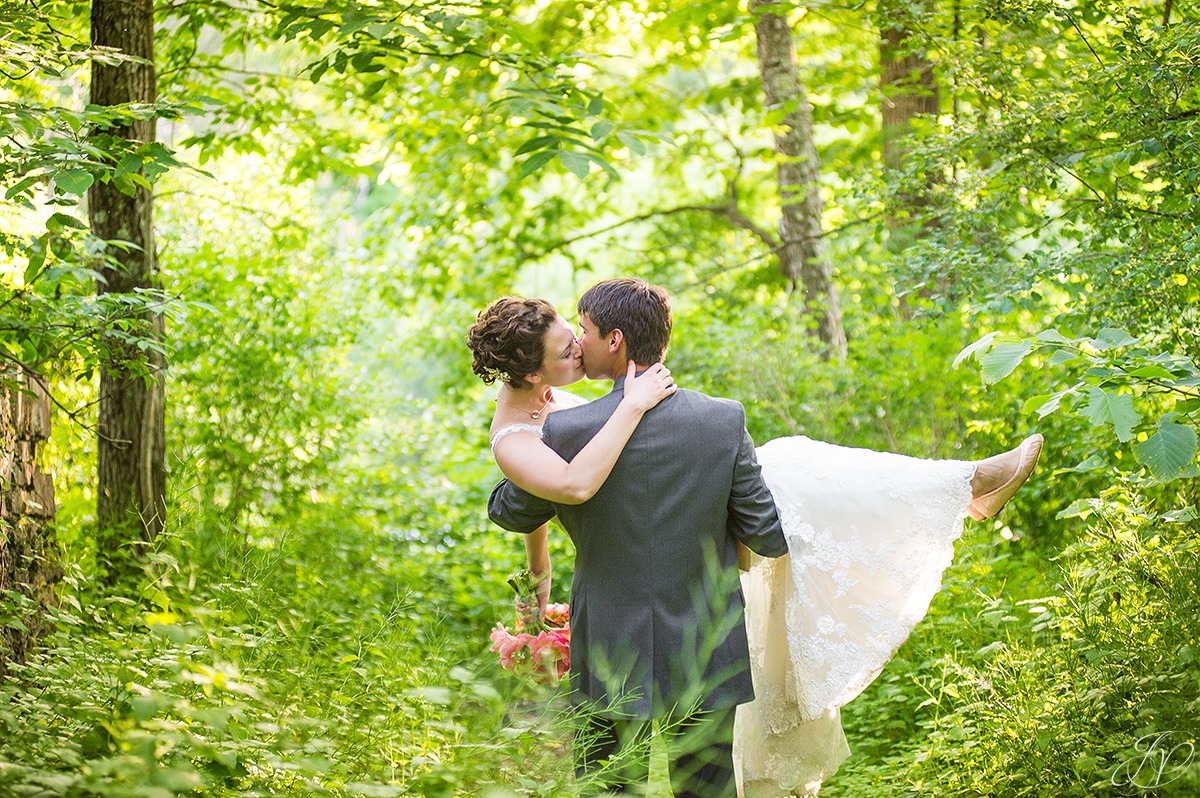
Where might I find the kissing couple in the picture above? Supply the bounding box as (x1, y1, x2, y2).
(469, 277, 1042, 797)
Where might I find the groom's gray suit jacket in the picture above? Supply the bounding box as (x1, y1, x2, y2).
(489, 377, 787, 719)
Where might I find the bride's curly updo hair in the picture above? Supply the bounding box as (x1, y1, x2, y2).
(467, 296, 558, 388)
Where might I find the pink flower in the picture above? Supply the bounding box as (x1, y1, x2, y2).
(490, 624, 537, 671)
(530, 627, 571, 682)
(490, 607, 571, 683)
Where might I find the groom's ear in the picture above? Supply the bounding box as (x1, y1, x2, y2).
(608, 328, 624, 353)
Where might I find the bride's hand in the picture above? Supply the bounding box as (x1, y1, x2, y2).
(622, 360, 676, 412)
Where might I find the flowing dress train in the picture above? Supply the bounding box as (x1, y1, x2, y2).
(735, 436, 975, 797)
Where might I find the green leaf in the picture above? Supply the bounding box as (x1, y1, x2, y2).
(980, 341, 1033, 384)
(112, 174, 138, 197)
(515, 135, 558, 156)
(1132, 421, 1198, 482)
(115, 153, 143, 179)
(952, 331, 997, 368)
(1049, 348, 1081, 366)
(351, 51, 384, 73)
(46, 212, 87, 231)
(1082, 387, 1140, 442)
(1163, 507, 1199, 524)
(362, 78, 388, 99)
(1091, 327, 1137, 350)
(516, 150, 557, 181)
(1023, 389, 1074, 419)
(1056, 498, 1103, 520)
(1128, 364, 1177, 380)
(616, 130, 647, 156)
(24, 239, 47, 283)
(558, 150, 591, 178)
(1059, 453, 1109, 473)
(1035, 329, 1071, 344)
(5, 174, 40, 200)
(54, 169, 94, 195)
(590, 119, 615, 141)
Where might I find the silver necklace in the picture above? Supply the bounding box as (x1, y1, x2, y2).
(498, 388, 553, 419)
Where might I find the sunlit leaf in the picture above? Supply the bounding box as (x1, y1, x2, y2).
(5, 174, 41, 200)
(1132, 421, 1198, 482)
(1091, 327, 1137, 350)
(1082, 387, 1140, 442)
(54, 169, 94, 195)
(1127, 364, 1176, 380)
(590, 119, 614, 141)
(514, 135, 558, 156)
(980, 342, 1033, 384)
(952, 331, 997, 368)
(559, 150, 591, 178)
(1035, 329, 1071, 344)
(516, 149, 557, 180)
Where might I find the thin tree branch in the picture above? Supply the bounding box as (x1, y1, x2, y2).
(678, 246, 789, 293)
(155, 188, 306, 232)
(1064, 8, 1104, 64)
(523, 203, 776, 262)
(1031, 145, 1107, 203)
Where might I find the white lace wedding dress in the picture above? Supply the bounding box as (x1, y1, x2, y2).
(735, 436, 975, 798)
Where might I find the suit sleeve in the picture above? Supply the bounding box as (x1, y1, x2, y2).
(489, 478, 556, 534)
(728, 418, 788, 558)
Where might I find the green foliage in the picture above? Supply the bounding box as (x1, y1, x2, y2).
(881, 1, 1199, 344)
(157, 165, 369, 526)
(0, 2, 196, 392)
(830, 488, 1200, 797)
(960, 327, 1200, 484)
(0, 495, 568, 797)
(6, 0, 1200, 796)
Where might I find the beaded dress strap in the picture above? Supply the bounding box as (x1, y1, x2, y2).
(489, 423, 544, 453)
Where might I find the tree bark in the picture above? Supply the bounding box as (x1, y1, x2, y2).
(0, 371, 61, 678)
(751, 0, 848, 361)
(880, 8, 940, 173)
(879, 2, 945, 312)
(89, 0, 166, 580)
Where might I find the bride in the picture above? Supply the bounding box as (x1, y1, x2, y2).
(467, 294, 1042, 797)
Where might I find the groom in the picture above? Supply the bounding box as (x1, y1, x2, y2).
(489, 277, 788, 797)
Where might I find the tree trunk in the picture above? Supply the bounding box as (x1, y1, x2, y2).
(751, 0, 848, 361)
(879, 2, 945, 313)
(880, 9, 940, 173)
(0, 371, 61, 678)
(89, 0, 166, 581)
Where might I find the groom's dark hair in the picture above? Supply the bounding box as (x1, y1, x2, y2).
(578, 278, 672, 365)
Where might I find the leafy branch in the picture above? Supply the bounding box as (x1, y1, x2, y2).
(957, 328, 1200, 484)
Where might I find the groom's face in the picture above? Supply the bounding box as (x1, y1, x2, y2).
(577, 313, 614, 380)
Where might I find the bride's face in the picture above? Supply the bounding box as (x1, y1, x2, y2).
(531, 315, 585, 388)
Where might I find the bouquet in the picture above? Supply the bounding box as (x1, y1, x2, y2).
(490, 569, 571, 684)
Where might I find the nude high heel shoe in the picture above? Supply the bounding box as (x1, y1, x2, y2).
(967, 434, 1044, 521)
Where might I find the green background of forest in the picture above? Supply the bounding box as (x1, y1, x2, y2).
(2, 0, 1198, 795)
